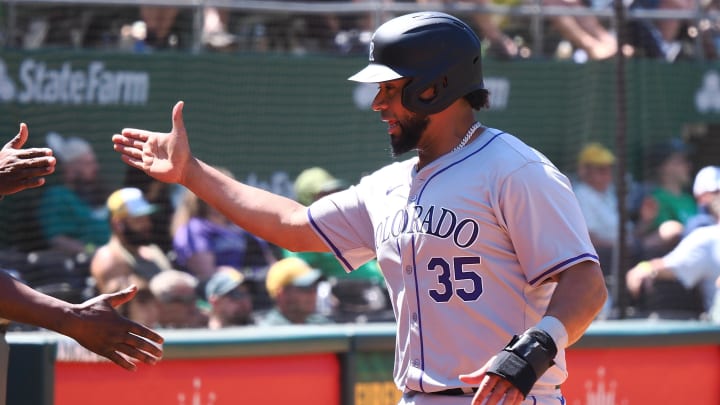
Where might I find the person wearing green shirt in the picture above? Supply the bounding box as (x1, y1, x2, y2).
(39, 132, 110, 254)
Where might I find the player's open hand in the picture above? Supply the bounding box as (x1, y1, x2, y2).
(66, 285, 164, 371)
(113, 100, 192, 185)
(459, 357, 524, 405)
(0, 123, 55, 195)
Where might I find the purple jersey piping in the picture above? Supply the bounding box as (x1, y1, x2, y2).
(529, 253, 599, 285)
(306, 210, 354, 270)
(411, 130, 504, 383)
(410, 233, 428, 392)
(416, 130, 505, 201)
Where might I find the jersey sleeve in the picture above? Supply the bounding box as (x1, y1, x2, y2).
(307, 182, 377, 272)
(497, 161, 598, 285)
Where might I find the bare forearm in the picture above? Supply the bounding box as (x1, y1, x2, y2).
(183, 158, 327, 252)
(642, 258, 676, 280)
(545, 261, 607, 346)
(0, 271, 74, 334)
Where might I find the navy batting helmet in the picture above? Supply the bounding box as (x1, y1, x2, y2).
(348, 12, 485, 115)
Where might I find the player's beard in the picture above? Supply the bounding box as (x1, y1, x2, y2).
(390, 114, 429, 157)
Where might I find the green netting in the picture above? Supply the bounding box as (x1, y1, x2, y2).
(0, 50, 718, 252)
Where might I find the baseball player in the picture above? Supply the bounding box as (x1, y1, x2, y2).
(113, 12, 607, 405)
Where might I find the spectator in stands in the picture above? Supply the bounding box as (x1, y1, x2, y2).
(205, 267, 255, 328)
(148, 269, 207, 328)
(104, 273, 160, 328)
(542, 0, 621, 60)
(202, 7, 237, 50)
(573, 143, 619, 270)
(139, 5, 179, 49)
(259, 257, 331, 325)
(0, 124, 163, 372)
(90, 187, 173, 294)
(39, 132, 110, 255)
(626, 193, 720, 321)
(286, 167, 387, 321)
(573, 143, 623, 318)
(171, 169, 277, 284)
(628, 0, 694, 61)
(632, 138, 695, 260)
(123, 167, 178, 255)
(684, 165, 720, 237)
(472, 0, 521, 59)
(414, 0, 519, 58)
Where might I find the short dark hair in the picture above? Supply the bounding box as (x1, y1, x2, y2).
(464, 89, 490, 110)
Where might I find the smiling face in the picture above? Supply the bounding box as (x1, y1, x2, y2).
(372, 78, 432, 157)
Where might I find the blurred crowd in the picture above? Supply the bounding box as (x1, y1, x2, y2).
(572, 139, 720, 322)
(0, 132, 392, 333)
(4, 0, 720, 62)
(1, 128, 719, 335)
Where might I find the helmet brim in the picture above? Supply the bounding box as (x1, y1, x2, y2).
(348, 63, 404, 83)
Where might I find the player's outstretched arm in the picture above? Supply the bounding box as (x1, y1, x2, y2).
(112, 101, 328, 253)
(0, 272, 163, 371)
(0, 123, 56, 196)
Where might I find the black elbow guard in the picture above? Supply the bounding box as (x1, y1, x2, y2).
(486, 327, 558, 398)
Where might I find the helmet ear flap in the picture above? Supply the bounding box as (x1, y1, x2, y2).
(402, 75, 453, 115)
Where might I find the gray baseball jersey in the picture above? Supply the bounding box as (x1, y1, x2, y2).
(308, 127, 598, 395)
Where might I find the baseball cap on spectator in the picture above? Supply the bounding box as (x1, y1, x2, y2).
(578, 143, 615, 166)
(647, 138, 689, 170)
(45, 131, 93, 163)
(107, 187, 157, 220)
(294, 167, 347, 206)
(692, 166, 720, 197)
(265, 257, 324, 299)
(205, 267, 246, 299)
